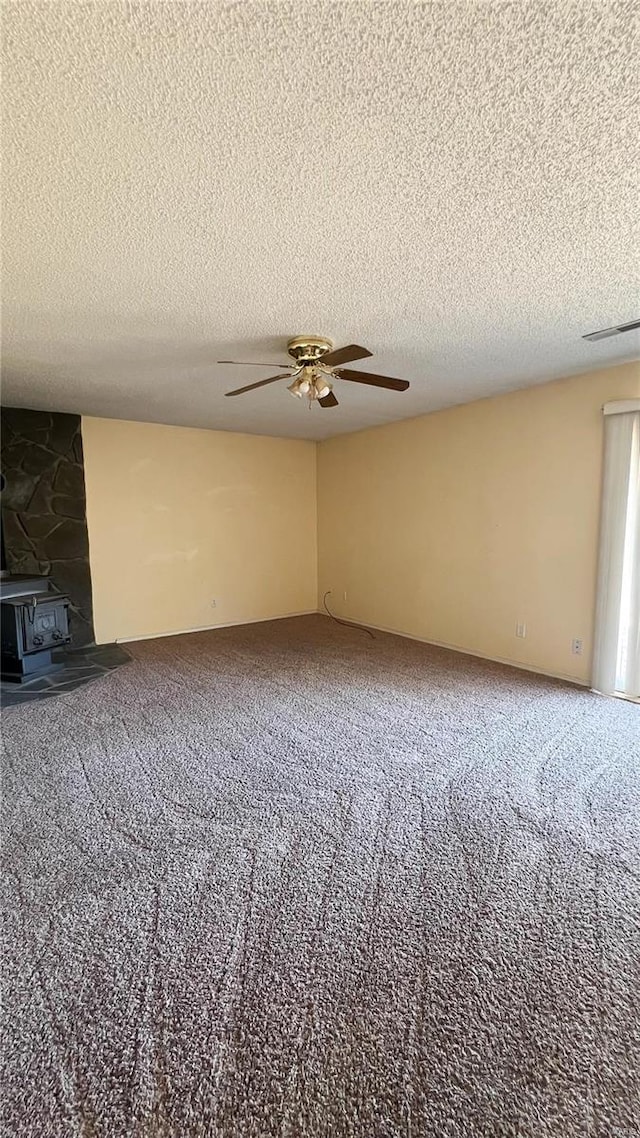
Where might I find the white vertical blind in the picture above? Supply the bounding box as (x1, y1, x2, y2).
(592, 402, 640, 698)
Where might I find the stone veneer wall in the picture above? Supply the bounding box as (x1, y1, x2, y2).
(1, 408, 94, 646)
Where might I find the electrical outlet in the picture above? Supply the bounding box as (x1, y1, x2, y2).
(515, 621, 527, 639)
(571, 637, 583, 655)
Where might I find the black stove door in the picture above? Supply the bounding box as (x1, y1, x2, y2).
(22, 598, 71, 654)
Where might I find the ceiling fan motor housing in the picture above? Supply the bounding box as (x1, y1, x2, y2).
(286, 336, 333, 364)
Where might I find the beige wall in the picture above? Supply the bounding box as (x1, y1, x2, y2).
(83, 361, 639, 678)
(82, 417, 317, 643)
(317, 362, 640, 684)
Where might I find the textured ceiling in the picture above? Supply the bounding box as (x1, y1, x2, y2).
(2, 1, 639, 441)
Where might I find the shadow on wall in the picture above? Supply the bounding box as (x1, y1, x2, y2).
(1, 408, 94, 646)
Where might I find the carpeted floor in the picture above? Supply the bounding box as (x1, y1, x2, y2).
(2, 614, 639, 1138)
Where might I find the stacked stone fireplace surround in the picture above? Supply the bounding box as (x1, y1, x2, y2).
(1, 408, 94, 648)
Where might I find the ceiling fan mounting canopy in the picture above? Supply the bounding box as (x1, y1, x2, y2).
(286, 335, 334, 363)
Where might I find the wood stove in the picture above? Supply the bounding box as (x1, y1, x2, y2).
(1, 578, 71, 683)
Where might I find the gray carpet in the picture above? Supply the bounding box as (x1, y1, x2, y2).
(2, 614, 639, 1138)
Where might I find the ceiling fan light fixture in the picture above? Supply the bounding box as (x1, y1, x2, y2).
(289, 368, 332, 402)
(285, 369, 306, 397)
(314, 377, 332, 400)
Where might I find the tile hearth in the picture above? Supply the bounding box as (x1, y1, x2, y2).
(1, 642, 131, 708)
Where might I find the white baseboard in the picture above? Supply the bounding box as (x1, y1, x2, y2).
(115, 609, 589, 688)
(317, 612, 589, 687)
(114, 610, 318, 645)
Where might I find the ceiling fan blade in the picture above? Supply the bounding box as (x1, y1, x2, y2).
(337, 368, 409, 392)
(321, 344, 372, 367)
(224, 373, 292, 397)
(218, 360, 294, 367)
(318, 391, 339, 408)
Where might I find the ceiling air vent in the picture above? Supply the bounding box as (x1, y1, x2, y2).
(583, 318, 640, 342)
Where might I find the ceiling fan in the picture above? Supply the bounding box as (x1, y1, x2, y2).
(219, 336, 410, 408)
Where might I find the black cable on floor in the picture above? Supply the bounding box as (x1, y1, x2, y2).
(322, 590, 375, 639)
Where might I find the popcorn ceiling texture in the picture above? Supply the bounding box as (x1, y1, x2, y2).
(2, 1, 639, 440)
(2, 616, 640, 1137)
